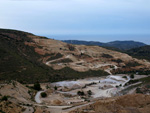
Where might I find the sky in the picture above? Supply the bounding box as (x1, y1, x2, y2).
(0, 0, 150, 44)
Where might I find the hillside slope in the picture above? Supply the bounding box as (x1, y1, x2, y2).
(33, 38, 150, 75)
(69, 94, 150, 113)
(0, 29, 150, 83)
(0, 29, 108, 83)
(127, 45, 150, 61)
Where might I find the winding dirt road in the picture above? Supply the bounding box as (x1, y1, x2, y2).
(35, 91, 45, 103)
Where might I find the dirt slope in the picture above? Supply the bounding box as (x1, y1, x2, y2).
(1, 29, 150, 83)
(31, 37, 150, 73)
(69, 94, 150, 113)
(0, 81, 33, 104)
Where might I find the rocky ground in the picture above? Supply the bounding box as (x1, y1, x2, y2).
(33, 74, 150, 113)
(0, 81, 50, 113)
(69, 94, 150, 113)
(0, 74, 150, 113)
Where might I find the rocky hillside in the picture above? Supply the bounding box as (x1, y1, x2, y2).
(69, 94, 150, 113)
(0, 29, 150, 83)
(0, 81, 50, 113)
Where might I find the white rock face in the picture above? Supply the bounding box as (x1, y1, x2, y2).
(52, 75, 130, 98)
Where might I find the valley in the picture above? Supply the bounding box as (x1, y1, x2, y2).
(1, 29, 150, 113)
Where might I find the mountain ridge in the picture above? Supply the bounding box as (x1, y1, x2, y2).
(62, 40, 146, 50)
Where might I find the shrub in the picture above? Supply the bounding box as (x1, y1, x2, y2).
(77, 91, 85, 96)
(87, 90, 92, 96)
(47, 53, 63, 61)
(33, 82, 41, 91)
(130, 74, 135, 79)
(126, 62, 141, 67)
(0, 110, 5, 113)
(54, 86, 57, 90)
(116, 86, 119, 88)
(67, 44, 75, 51)
(122, 76, 127, 79)
(1, 96, 8, 101)
(41, 92, 47, 98)
(112, 59, 123, 63)
(102, 54, 113, 58)
(146, 85, 150, 89)
(136, 88, 143, 94)
(46, 85, 50, 89)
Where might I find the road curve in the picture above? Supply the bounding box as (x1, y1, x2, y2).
(35, 91, 45, 104)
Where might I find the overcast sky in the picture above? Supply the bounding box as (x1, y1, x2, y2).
(0, 0, 150, 44)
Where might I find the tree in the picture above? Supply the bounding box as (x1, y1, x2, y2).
(1, 96, 8, 101)
(136, 88, 143, 94)
(77, 91, 85, 96)
(116, 85, 119, 88)
(41, 92, 47, 98)
(87, 90, 92, 96)
(54, 86, 57, 90)
(130, 74, 135, 79)
(33, 82, 41, 91)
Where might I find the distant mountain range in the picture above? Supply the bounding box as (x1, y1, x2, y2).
(62, 40, 147, 50)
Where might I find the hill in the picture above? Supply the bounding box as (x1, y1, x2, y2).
(0, 29, 107, 83)
(69, 94, 150, 113)
(0, 29, 150, 83)
(62, 40, 146, 50)
(127, 45, 150, 61)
